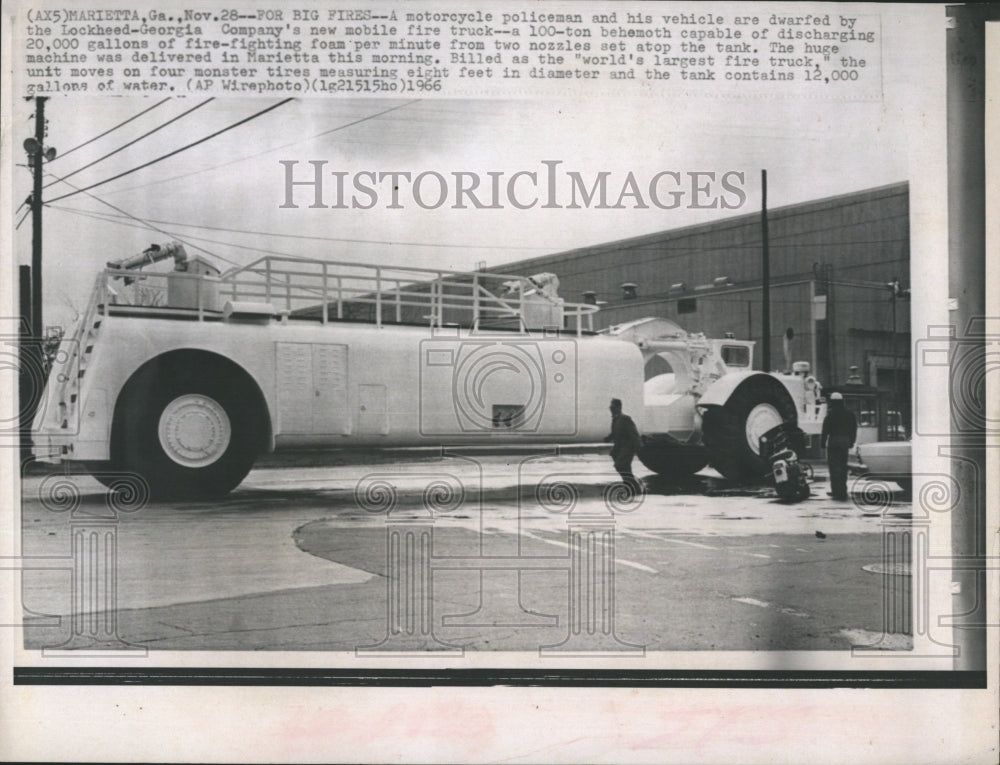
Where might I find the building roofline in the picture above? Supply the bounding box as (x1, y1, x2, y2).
(505, 181, 909, 270)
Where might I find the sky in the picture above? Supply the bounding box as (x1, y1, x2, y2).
(8, 4, 941, 329)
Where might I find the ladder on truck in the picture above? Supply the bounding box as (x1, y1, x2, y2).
(31, 273, 106, 456)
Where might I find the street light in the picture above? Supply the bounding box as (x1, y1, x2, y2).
(23, 137, 57, 162)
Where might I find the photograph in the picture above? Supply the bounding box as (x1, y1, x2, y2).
(2, 1, 995, 763)
(11, 94, 919, 654)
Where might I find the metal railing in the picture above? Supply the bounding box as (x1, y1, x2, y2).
(89, 256, 599, 334)
(216, 256, 598, 335)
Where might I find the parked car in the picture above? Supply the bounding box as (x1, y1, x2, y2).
(855, 440, 912, 495)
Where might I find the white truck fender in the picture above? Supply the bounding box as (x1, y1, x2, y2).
(697, 371, 770, 408)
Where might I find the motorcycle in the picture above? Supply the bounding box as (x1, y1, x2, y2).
(759, 424, 811, 503)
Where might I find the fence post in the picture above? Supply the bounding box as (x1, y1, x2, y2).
(321, 264, 329, 324)
(472, 273, 480, 325)
(433, 272, 443, 328)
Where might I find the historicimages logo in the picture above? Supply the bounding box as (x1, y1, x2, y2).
(280, 160, 747, 211)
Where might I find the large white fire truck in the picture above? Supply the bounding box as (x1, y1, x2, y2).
(32, 243, 825, 499)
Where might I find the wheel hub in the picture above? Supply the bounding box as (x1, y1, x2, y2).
(744, 403, 783, 455)
(158, 394, 231, 467)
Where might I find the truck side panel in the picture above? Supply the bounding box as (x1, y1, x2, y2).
(36, 316, 645, 461)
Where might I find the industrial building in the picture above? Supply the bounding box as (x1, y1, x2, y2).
(502, 182, 911, 439)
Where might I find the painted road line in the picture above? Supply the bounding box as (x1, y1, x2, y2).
(521, 531, 659, 574)
(733, 596, 771, 609)
(732, 596, 810, 619)
(839, 628, 912, 650)
(660, 538, 719, 550)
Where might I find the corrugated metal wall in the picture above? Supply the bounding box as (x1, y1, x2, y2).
(502, 183, 909, 396)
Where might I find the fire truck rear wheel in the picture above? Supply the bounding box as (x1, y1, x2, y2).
(115, 363, 263, 500)
(701, 376, 797, 482)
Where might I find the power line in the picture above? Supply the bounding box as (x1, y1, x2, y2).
(58, 204, 879, 312)
(42, 99, 214, 189)
(45, 201, 912, 328)
(44, 207, 919, 313)
(48, 204, 550, 251)
(43, 171, 243, 269)
(52, 204, 199, 236)
(52, 203, 441, 264)
(43, 99, 294, 205)
(90, 99, 422, 198)
(46, 187, 325, 302)
(55, 206, 306, 261)
(51, 204, 287, 271)
(49, 98, 171, 162)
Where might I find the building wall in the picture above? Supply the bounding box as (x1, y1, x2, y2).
(499, 182, 911, 429)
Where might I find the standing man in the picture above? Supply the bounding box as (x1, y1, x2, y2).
(821, 391, 857, 500)
(605, 398, 643, 492)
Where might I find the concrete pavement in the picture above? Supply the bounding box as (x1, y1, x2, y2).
(18, 452, 912, 653)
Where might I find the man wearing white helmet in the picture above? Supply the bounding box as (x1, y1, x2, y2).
(821, 392, 858, 500)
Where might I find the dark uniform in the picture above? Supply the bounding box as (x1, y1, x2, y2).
(606, 405, 643, 491)
(821, 398, 858, 500)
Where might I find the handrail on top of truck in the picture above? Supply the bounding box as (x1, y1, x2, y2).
(98, 253, 599, 335)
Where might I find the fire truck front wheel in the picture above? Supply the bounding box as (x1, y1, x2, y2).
(701, 375, 798, 482)
(114, 363, 264, 500)
(637, 439, 708, 480)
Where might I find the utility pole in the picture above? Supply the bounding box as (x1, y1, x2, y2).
(26, 97, 51, 339)
(888, 277, 899, 435)
(886, 277, 910, 437)
(21, 97, 55, 465)
(891, 281, 897, 424)
(760, 169, 771, 372)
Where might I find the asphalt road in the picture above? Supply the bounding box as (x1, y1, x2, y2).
(19, 451, 913, 653)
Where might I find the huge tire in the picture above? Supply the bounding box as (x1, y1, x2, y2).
(112, 358, 265, 500)
(637, 437, 708, 480)
(84, 463, 119, 490)
(701, 376, 798, 482)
